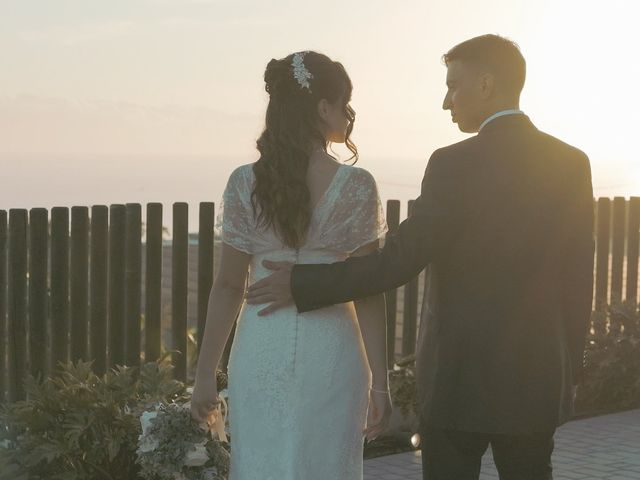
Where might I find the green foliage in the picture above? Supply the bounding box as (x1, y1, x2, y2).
(575, 303, 640, 414)
(138, 351, 190, 407)
(0, 355, 227, 480)
(388, 355, 418, 418)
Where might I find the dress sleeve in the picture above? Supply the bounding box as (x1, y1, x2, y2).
(217, 166, 254, 254)
(323, 168, 388, 253)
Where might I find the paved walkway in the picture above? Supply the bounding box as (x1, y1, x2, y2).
(364, 409, 640, 480)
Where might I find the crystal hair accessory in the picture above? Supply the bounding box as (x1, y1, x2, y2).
(292, 51, 313, 92)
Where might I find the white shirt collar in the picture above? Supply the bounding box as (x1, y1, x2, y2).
(479, 109, 525, 131)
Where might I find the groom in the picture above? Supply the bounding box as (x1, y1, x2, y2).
(247, 34, 594, 479)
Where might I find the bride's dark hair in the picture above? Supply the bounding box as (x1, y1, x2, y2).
(252, 51, 357, 249)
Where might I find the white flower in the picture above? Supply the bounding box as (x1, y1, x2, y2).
(203, 467, 219, 479)
(137, 434, 159, 453)
(139, 410, 158, 436)
(137, 410, 160, 453)
(184, 441, 209, 467)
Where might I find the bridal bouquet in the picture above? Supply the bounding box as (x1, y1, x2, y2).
(136, 388, 230, 480)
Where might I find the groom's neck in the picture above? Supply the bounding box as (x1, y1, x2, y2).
(472, 101, 521, 132)
(485, 99, 520, 117)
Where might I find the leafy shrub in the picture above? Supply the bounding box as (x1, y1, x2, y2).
(0, 354, 227, 480)
(575, 303, 640, 414)
(388, 356, 418, 418)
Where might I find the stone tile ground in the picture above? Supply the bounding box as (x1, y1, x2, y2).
(364, 409, 640, 480)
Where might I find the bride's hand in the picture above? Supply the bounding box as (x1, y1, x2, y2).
(190, 374, 221, 427)
(363, 388, 392, 442)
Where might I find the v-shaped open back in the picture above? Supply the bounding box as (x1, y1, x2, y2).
(309, 163, 346, 212)
(218, 162, 387, 257)
(309, 163, 348, 216)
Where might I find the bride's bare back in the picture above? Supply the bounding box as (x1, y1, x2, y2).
(306, 151, 342, 211)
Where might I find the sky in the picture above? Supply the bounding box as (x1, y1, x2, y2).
(1, 0, 638, 228)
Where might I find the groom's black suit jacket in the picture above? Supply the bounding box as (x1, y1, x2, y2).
(291, 114, 594, 434)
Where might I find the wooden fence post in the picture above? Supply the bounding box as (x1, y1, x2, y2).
(0, 211, 6, 402)
(595, 198, 611, 310)
(8, 209, 28, 401)
(197, 203, 215, 353)
(610, 197, 626, 307)
(70, 206, 89, 363)
(145, 203, 163, 363)
(626, 197, 640, 304)
(29, 208, 48, 379)
(172, 203, 189, 381)
(50, 207, 70, 373)
(108, 205, 126, 369)
(90, 206, 109, 375)
(125, 204, 142, 369)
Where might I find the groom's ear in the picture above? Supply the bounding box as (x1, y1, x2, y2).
(479, 73, 496, 99)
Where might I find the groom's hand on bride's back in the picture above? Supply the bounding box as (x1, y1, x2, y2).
(245, 260, 294, 315)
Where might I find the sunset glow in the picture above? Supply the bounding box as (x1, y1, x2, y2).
(1, 0, 638, 220)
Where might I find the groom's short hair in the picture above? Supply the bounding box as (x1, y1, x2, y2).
(443, 34, 526, 97)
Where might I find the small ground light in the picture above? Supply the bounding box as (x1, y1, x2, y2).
(411, 433, 421, 448)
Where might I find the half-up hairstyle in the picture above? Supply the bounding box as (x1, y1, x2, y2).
(252, 51, 357, 249)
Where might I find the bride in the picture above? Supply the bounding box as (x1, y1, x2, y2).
(191, 50, 392, 479)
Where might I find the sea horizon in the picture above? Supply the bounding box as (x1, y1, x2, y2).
(2, 152, 636, 236)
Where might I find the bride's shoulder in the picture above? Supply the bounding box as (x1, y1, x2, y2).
(227, 163, 255, 185)
(229, 162, 254, 177)
(341, 164, 378, 188)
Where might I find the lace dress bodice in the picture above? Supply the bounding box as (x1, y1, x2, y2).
(219, 163, 387, 282)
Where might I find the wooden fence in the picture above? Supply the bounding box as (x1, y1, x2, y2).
(0, 197, 638, 402)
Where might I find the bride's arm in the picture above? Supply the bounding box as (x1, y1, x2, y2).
(351, 240, 389, 390)
(194, 243, 251, 378)
(352, 240, 392, 439)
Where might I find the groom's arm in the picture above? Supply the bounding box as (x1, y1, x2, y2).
(562, 152, 595, 384)
(292, 150, 464, 313)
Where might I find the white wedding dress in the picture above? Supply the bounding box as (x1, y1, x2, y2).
(220, 162, 387, 480)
